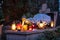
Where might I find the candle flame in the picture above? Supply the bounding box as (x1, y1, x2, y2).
(22, 25, 28, 31)
(17, 24, 20, 30)
(29, 28, 32, 30)
(39, 23, 44, 28)
(38, 23, 44, 29)
(11, 23, 16, 30)
(17, 23, 22, 30)
(51, 21, 54, 27)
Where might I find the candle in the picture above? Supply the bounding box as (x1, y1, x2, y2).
(11, 23, 16, 30)
(22, 25, 28, 31)
(32, 23, 37, 29)
(51, 21, 54, 27)
(38, 23, 44, 29)
(16, 23, 22, 30)
(29, 26, 33, 31)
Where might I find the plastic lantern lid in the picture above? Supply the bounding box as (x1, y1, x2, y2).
(33, 13, 51, 24)
(27, 18, 35, 23)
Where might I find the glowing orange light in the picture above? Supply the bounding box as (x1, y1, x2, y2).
(29, 28, 32, 30)
(22, 25, 28, 31)
(38, 23, 44, 29)
(29, 26, 33, 31)
(40, 23, 44, 27)
(11, 23, 16, 30)
(17, 24, 22, 30)
(51, 21, 54, 27)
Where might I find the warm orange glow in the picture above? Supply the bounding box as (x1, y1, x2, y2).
(11, 23, 16, 30)
(29, 28, 32, 31)
(22, 25, 28, 31)
(51, 21, 54, 27)
(38, 23, 44, 28)
(40, 23, 44, 27)
(16, 24, 22, 30)
(22, 21, 24, 26)
(29, 26, 33, 31)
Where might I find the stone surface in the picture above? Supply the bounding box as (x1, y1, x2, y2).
(5, 28, 56, 40)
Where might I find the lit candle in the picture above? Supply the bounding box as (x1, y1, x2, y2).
(32, 23, 37, 29)
(51, 21, 54, 27)
(38, 23, 44, 29)
(16, 23, 22, 30)
(22, 25, 28, 31)
(29, 26, 33, 31)
(11, 23, 16, 30)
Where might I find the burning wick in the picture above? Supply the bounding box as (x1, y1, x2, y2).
(16, 23, 22, 30)
(29, 26, 33, 31)
(11, 23, 16, 30)
(38, 22, 44, 29)
(39, 23, 44, 28)
(51, 21, 54, 27)
(29, 28, 32, 30)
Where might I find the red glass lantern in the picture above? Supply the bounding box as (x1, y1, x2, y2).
(32, 23, 37, 29)
(29, 26, 33, 31)
(16, 23, 22, 30)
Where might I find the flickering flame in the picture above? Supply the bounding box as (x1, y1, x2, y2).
(29, 28, 32, 30)
(11, 23, 16, 30)
(38, 23, 44, 29)
(39, 23, 44, 28)
(51, 21, 54, 27)
(17, 24, 21, 30)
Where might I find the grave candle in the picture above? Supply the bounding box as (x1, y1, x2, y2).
(29, 26, 33, 31)
(51, 21, 54, 27)
(11, 23, 16, 30)
(38, 23, 44, 29)
(16, 23, 22, 30)
(22, 25, 28, 31)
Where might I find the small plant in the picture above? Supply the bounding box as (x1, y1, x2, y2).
(56, 28, 60, 33)
(37, 33, 47, 40)
(44, 31, 57, 40)
(36, 31, 57, 40)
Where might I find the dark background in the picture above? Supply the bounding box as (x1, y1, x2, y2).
(0, 0, 59, 26)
